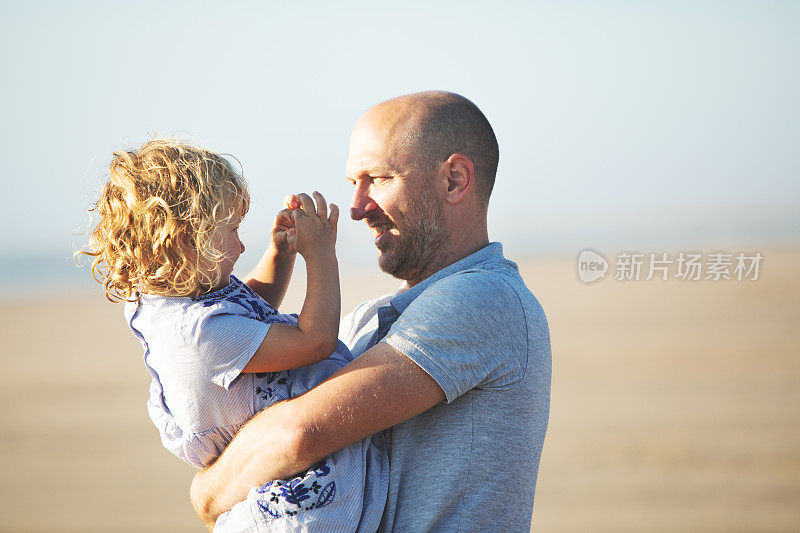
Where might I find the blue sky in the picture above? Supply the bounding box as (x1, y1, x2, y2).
(1, 0, 798, 285)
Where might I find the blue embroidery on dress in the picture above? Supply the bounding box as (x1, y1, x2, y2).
(315, 482, 336, 509)
(255, 458, 337, 518)
(194, 278, 296, 327)
(227, 292, 274, 321)
(254, 372, 289, 400)
(191, 281, 237, 302)
(279, 478, 311, 506)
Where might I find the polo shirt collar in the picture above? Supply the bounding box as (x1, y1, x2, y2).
(388, 242, 503, 314)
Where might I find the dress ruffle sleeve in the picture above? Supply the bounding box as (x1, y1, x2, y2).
(146, 378, 244, 469)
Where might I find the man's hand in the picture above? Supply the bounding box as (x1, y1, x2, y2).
(189, 341, 446, 526)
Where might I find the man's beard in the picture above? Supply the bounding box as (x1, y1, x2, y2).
(377, 194, 449, 284)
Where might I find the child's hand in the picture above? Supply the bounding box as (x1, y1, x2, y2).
(270, 195, 300, 255)
(290, 192, 338, 261)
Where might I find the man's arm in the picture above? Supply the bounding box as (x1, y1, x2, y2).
(189, 341, 445, 527)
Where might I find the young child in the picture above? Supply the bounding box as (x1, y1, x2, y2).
(81, 139, 388, 531)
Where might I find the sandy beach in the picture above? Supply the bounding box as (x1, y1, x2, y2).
(1, 249, 798, 532)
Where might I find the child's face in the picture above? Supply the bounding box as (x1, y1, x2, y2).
(206, 215, 245, 289)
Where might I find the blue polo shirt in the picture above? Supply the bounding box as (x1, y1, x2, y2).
(340, 242, 552, 532)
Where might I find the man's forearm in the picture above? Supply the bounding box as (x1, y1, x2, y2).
(190, 342, 446, 526)
(189, 399, 325, 526)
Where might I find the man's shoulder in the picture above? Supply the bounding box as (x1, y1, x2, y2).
(383, 252, 545, 403)
(426, 256, 534, 308)
(414, 254, 548, 342)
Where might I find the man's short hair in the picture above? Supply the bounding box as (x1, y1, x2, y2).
(409, 92, 499, 204)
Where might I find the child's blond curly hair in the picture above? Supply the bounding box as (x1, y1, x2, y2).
(80, 138, 250, 301)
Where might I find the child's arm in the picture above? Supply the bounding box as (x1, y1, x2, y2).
(242, 192, 341, 372)
(243, 199, 298, 309)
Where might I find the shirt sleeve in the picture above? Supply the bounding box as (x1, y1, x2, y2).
(190, 310, 271, 390)
(383, 270, 528, 403)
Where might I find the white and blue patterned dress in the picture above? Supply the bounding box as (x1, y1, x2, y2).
(125, 276, 388, 532)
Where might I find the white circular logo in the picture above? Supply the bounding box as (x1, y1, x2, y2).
(577, 249, 608, 283)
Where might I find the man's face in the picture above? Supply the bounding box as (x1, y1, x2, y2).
(345, 114, 449, 282)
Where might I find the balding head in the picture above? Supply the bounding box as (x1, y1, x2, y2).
(346, 91, 495, 285)
(361, 91, 499, 204)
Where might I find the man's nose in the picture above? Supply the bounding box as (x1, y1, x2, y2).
(350, 183, 378, 220)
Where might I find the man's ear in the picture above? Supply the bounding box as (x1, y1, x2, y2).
(443, 153, 474, 204)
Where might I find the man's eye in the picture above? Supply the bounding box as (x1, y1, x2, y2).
(373, 176, 391, 184)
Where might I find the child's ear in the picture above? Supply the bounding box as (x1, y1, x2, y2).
(174, 228, 197, 259)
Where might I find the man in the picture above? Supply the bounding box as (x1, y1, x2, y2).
(191, 91, 551, 531)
